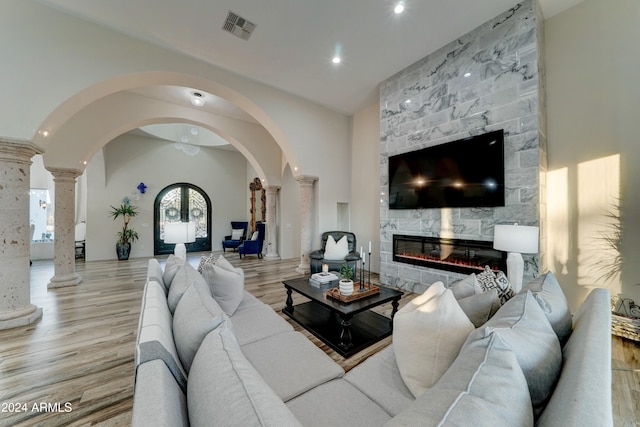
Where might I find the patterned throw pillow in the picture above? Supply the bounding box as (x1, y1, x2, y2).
(197, 253, 215, 274)
(476, 265, 514, 304)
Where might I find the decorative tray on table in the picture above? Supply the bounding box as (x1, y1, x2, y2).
(326, 283, 380, 303)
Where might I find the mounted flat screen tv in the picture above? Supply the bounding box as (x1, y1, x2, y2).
(388, 130, 505, 209)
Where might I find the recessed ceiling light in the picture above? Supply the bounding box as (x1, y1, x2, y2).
(191, 91, 205, 107)
(464, 72, 471, 78)
(332, 56, 341, 64)
(394, 2, 405, 14)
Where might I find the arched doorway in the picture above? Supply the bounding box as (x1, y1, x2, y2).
(154, 183, 211, 255)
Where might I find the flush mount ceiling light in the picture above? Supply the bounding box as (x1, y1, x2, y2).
(394, 2, 405, 14)
(332, 56, 341, 64)
(191, 92, 205, 107)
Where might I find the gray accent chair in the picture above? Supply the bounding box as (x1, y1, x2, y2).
(309, 231, 361, 275)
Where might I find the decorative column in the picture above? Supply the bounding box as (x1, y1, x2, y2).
(0, 138, 44, 329)
(47, 167, 82, 288)
(295, 175, 318, 274)
(264, 185, 280, 260)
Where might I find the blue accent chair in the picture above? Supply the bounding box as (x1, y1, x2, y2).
(222, 221, 248, 252)
(238, 222, 265, 259)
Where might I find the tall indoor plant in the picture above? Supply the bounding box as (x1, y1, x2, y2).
(109, 197, 139, 260)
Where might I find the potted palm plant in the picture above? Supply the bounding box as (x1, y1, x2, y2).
(109, 197, 139, 260)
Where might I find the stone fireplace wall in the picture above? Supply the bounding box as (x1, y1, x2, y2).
(379, 0, 547, 294)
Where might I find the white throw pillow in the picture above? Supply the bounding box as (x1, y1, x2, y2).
(230, 228, 244, 240)
(449, 273, 482, 300)
(201, 262, 244, 316)
(251, 231, 259, 240)
(162, 254, 183, 290)
(393, 282, 475, 397)
(323, 235, 349, 260)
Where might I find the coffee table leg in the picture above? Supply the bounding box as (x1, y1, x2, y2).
(285, 288, 294, 313)
(339, 316, 353, 350)
(391, 298, 400, 320)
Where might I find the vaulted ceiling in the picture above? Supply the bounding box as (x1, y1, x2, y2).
(40, 0, 581, 115)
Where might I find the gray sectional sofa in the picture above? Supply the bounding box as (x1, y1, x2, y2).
(132, 257, 613, 426)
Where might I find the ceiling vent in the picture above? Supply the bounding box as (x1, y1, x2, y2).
(222, 11, 256, 41)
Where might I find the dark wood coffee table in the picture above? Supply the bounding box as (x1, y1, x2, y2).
(282, 277, 403, 358)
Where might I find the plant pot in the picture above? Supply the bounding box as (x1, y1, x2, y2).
(339, 279, 354, 296)
(116, 242, 131, 261)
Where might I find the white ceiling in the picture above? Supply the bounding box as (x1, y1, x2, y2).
(39, 0, 581, 115)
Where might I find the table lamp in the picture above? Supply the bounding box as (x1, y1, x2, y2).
(493, 223, 539, 293)
(164, 222, 196, 260)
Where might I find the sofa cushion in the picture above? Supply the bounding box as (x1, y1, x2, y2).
(201, 262, 245, 316)
(241, 331, 344, 402)
(135, 281, 187, 392)
(323, 234, 349, 260)
(449, 273, 481, 299)
(393, 282, 474, 397)
(173, 280, 227, 373)
(476, 265, 514, 304)
(162, 254, 183, 289)
(167, 263, 206, 314)
(229, 303, 294, 346)
(344, 345, 414, 416)
(131, 359, 188, 427)
(287, 379, 391, 427)
(537, 288, 613, 427)
(457, 288, 501, 328)
(521, 271, 572, 344)
(187, 322, 302, 427)
(467, 290, 562, 418)
(386, 333, 533, 427)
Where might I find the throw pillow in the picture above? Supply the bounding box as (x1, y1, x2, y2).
(467, 290, 562, 418)
(173, 281, 226, 372)
(187, 322, 302, 427)
(521, 271, 572, 345)
(393, 282, 475, 397)
(167, 263, 207, 314)
(449, 273, 482, 299)
(215, 254, 235, 272)
(457, 288, 501, 328)
(323, 235, 349, 260)
(201, 262, 244, 316)
(476, 265, 514, 304)
(162, 254, 183, 289)
(196, 253, 215, 274)
(230, 228, 244, 240)
(251, 231, 259, 240)
(387, 333, 534, 427)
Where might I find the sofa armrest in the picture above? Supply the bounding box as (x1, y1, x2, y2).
(345, 252, 361, 262)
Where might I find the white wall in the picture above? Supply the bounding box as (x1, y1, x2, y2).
(545, 0, 640, 309)
(350, 102, 381, 273)
(85, 134, 247, 261)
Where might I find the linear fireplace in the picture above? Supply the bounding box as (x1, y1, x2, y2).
(393, 234, 506, 275)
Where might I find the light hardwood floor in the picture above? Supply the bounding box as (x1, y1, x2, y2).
(0, 254, 638, 426)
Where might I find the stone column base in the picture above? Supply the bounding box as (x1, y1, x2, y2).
(48, 272, 82, 289)
(295, 265, 310, 275)
(264, 254, 281, 261)
(0, 304, 43, 330)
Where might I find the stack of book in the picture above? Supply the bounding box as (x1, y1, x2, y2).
(309, 272, 339, 288)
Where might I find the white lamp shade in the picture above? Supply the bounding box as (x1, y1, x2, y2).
(163, 222, 196, 244)
(493, 224, 539, 254)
